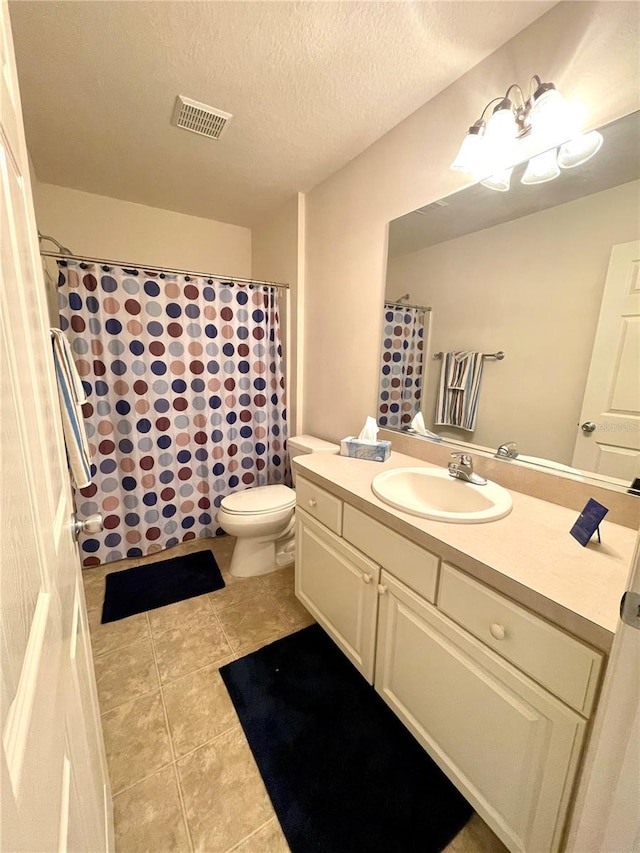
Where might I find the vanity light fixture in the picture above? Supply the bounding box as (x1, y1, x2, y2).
(450, 75, 603, 191)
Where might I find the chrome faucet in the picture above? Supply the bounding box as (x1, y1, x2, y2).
(495, 442, 519, 460)
(448, 452, 487, 485)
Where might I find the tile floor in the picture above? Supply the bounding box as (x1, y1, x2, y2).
(83, 535, 508, 853)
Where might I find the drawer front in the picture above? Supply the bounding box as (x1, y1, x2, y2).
(296, 477, 343, 535)
(438, 564, 603, 716)
(343, 505, 439, 602)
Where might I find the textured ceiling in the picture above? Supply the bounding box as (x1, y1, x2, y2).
(10, 1, 556, 227)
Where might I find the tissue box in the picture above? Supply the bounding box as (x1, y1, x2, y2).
(340, 437, 391, 462)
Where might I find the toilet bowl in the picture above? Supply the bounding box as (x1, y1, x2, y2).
(217, 435, 339, 577)
(217, 485, 297, 578)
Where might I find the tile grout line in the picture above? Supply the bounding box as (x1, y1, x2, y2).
(148, 611, 195, 853)
(90, 620, 151, 660)
(172, 721, 243, 764)
(171, 763, 195, 853)
(110, 760, 175, 799)
(158, 652, 238, 688)
(206, 594, 239, 657)
(262, 586, 300, 628)
(211, 577, 302, 648)
(99, 682, 162, 717)
(255, 567, 314, 630)
(223, 816, 280, 853)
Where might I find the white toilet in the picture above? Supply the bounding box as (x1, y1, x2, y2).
(217, 435, 339, 577)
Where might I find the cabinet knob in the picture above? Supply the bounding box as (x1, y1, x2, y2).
(308, 499, 317, 508)
(377, 584, 387, 596)
(362, 573, 372, 584)
(490, 623, 506, 640)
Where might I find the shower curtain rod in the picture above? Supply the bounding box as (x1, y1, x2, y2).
(40, 251, 290, 291)
(385, 300, 431, 312)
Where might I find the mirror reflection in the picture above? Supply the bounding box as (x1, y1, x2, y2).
(381, 111, 640, 489)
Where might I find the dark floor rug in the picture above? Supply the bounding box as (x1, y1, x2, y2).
(220, 624, 472, 853)
(101, 549, 225, 623)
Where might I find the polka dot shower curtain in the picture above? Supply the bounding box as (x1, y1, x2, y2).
(377, 304, 426, 430)
(57, 260, 288, 567)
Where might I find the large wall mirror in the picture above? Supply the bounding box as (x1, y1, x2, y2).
(379, 111, 640, 492)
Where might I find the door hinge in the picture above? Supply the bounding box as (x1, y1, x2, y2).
(620, 591, 640, 630)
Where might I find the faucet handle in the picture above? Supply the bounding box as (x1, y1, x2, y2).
(496, 442, 518, 459)
(450, 452, 472, 467)
(451, 451, 472, 462)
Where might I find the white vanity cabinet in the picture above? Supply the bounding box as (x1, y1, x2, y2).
(376, 571, 585, 853)
(295, 508, 380, 681)
(294, 475, 604, 853)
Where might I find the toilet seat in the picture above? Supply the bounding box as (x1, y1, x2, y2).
(220, 484, 296, 516)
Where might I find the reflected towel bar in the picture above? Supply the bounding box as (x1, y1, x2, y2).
(433, 351, 505, 360)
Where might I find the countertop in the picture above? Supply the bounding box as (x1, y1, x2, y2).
(293, 451, 637, 653)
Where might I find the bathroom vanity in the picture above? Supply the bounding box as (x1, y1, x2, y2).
(293, 451, 635, 853)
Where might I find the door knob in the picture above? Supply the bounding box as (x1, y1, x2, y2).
(71, 512, 104, 541)
(581, 421, 597, 433)
(362, 573, 372, 584)
(308, 499, 317, 508)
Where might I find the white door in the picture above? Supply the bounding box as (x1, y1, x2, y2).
(567, 534, 640, 853)
(0, 3, 112, 851)
(572, 240, 640, 483)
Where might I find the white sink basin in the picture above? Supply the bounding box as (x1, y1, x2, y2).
(371, 467, 512, 523)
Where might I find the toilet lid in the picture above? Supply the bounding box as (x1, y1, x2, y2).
(221, 484, 296, 515)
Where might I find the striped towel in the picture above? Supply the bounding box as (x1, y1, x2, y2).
(50, 328, 92, 488)
(434, 351, 484, 432)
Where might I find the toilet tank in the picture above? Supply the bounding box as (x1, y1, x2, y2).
(288, 435, 339, 484)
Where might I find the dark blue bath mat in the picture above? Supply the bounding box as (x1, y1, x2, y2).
(220, 624, 472, 853)
(101, 549, 225, 623)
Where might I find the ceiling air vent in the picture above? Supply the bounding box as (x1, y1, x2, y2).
(172, 95, 232, 140)
(414, 200, 448, 215)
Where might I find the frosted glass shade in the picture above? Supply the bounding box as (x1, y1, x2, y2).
(530, 88, 574, 145)
(450, 131, 485, 173)
(558, 131, 604, 169)
(531, 88, 565, 124)
(481, 167, 513, 192)
(484, 107, 517, 171)
(521, 149, 561, 185)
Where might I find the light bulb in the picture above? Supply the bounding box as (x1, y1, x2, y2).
(558, 131, 604, 169)
(481, 167, 513, 192)
(521, 149, 561, 185)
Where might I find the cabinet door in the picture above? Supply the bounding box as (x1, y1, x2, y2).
(295, 509, 380, 682)
(375, 572, 585, 853)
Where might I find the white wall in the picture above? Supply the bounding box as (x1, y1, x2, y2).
(34, 181, 252, 276)
(386, 180, 640, 464)
(252, 194, 305, 436)
(303, 1, 640, 444)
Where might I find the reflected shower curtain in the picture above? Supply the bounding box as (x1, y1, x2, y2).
(57, 260, 287, 567)
(377, 304, 425, 430)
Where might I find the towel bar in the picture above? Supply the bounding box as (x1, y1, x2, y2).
(433, 351, 505, 360)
